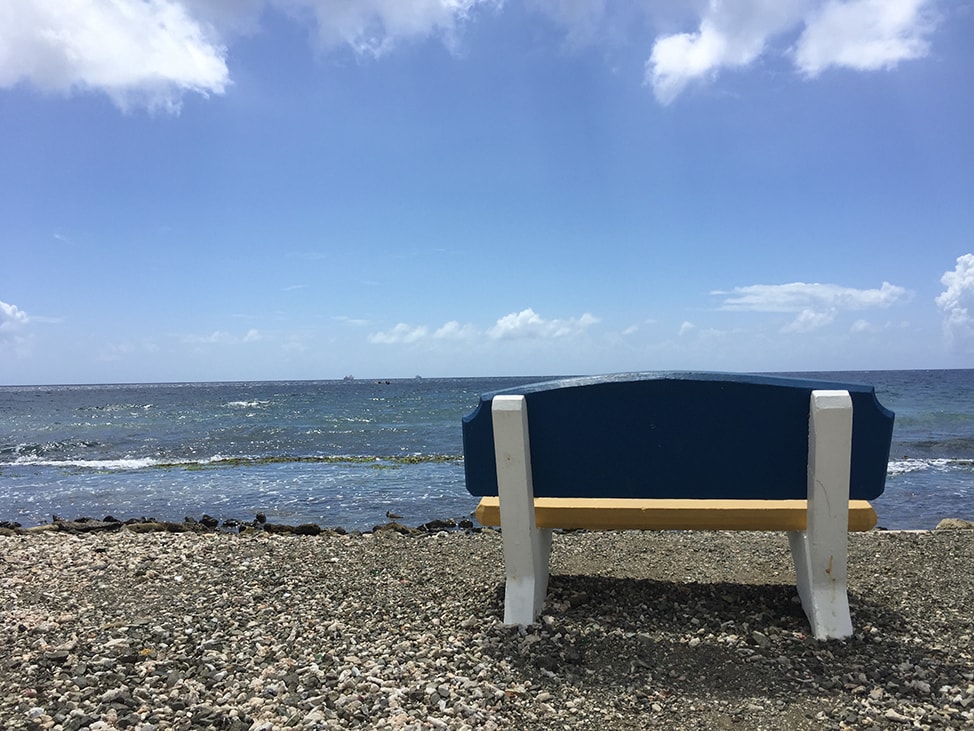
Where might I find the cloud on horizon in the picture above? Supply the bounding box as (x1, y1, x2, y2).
(0, 0, 941, 111)
(368, 307, 599, 345)
(936, 253, 974, 351)
(713, 280, 910, 333)
(0, 299, 33, 360)
(0, 299, 30, 334)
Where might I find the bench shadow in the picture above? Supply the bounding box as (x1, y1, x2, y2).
(483, 573, 959, 702)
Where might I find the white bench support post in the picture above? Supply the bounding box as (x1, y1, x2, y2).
(492, 395, 552, 625)
(788, 390, 854, 640)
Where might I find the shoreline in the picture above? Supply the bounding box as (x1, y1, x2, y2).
(2, 528, 973, 729)
(3, 512, 972, 539)
(0, 512, 474, 538)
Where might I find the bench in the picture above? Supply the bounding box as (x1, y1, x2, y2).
(462, 372, 894, 640)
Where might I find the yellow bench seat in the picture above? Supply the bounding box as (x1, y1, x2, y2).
(475, 496, 878, 532)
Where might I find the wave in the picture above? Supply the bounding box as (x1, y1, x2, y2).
(224, 400, 272, 409)
(888, 457, 974, 476)
(8, 451, 971, 476)
(11, 456, 160, 470)
(8, 453, 463, 471)
(2, 440, 102, 460)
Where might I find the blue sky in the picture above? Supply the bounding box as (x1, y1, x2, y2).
(1, 0, 972, 385)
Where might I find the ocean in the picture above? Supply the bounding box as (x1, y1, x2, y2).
(1, 371, 971, 531)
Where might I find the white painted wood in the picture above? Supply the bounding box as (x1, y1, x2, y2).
(789, 390, 854, 640)
(491, 395, 552, 625)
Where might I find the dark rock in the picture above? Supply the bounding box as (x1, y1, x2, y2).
(41, 650, 71, 665)
(418, 518, 457, 532)
(199, 514, 219, 529)
(255, 512, 267, 524)
(117, 712, 142, 728)
(372, 521, 416, 536)
(64, 715, 98, 731)
(293, 523, 322, 535)
(54, 518, 124, 534)
(0, 520, 23, 529)
(262, 522, 322, 536)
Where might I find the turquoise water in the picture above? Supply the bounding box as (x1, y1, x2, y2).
(1, 371, 971, 529)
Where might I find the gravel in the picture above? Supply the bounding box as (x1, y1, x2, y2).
(1, 527, 972, 730)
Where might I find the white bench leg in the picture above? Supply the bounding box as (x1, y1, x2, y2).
(789, 390, 854, 640)
(492, 395, 552, 625)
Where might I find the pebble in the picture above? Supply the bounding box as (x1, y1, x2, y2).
(0, 528, 972, 729)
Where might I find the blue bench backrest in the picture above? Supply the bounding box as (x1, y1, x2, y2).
(462, 372, 894, 501)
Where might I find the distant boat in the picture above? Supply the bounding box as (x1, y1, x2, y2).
(343, 375, 355, 381)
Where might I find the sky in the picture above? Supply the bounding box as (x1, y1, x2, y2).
(1, 0, 973, 385)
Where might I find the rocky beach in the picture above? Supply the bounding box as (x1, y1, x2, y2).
(1, 524, 972, 730)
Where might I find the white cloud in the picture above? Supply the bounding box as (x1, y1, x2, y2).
(368, 308, 599, 345)
(0, 0, 492, 111)
(645, 0, 936, 103)
(794, 0, 934, 77)
(715, 281, 908, 311)
(433, 320, 478, 339)
(0, 299, 30, 333)
(487, 308, 599, 340)
(678, 321, 696, 336)
(368, 323, 430, 344)
(936, 253, 974, 350)
(0, 0, 230, 113)
(648, 1, 806, 104)
(0, 299, 34, 360)
(714, 280, 909, 332)
(0, 0, 940, 111)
